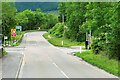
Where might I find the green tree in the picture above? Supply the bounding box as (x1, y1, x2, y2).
(2, 2, 17, 39)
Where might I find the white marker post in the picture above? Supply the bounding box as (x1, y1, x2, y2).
(62, 41, 63, 45)
(80, 46, 82, 53)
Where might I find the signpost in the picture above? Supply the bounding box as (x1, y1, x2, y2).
(38, 27, 41, 30)
(16, 26, 22, 32)
(4, 36, 8, 39)
(4, 36, 8, 46)
(11, 29, 16, 37)
(11, 29, 16, 45)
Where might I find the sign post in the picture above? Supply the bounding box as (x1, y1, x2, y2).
(16, 26, 22, 32)
(4, 36, 8, 47)
(11, 29, 16, 37)
(11, 29, 16, 46)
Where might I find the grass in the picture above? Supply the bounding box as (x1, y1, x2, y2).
(43, 32, 85, 47)
(3, 49, 8, 55)
(13, 34, 23, 46)
(74, 50, 119, 76)
(82, 48, 86, 50)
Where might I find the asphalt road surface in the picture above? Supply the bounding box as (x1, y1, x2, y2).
(17, 32, 117, 78)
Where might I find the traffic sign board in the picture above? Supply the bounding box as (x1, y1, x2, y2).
(16, 26, 22, 31)
(4, 36, 8, 39)
(11, 29, 16, 37)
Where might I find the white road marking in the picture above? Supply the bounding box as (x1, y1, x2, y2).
(15, 55, 23, 79)
(47, 55, 69, 78)
(53, 62, 69, 78)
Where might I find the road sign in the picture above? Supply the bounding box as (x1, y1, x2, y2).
(16, 29, 20, 32)
(38, 27, 40, 30)
(4, 36, 8, 39)
(16, 26, 22, 32)
(11, 29, 16, 37)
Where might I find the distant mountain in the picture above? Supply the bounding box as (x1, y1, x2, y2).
(15, 2, 60, 12)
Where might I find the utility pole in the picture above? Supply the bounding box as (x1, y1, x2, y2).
(85, 32, 88, 49)
(89, 30, 91, 50)
(62, 14, 64, 23)
(62, 13, 65, 37)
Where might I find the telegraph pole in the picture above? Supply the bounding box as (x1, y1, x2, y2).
(89, 30, 91, 50)
(62, 13, 65, 37)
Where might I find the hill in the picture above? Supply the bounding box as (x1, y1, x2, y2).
(15, 2, 60, 12)
(45, 10, 60, 16)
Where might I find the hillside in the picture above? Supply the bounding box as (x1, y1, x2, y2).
(45, 10, 60, 15)
(15, 2, 60, 12)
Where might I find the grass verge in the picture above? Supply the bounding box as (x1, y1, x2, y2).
(74, 50, 119, 76)
(13, 34, 23, 46)
(3, 49, 8, 55)
(43, 32, 85, 47)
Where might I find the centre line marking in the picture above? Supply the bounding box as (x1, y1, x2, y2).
(53, 62, 69, 78)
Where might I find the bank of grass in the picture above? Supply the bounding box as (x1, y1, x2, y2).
(43, 32, 85, 47)
(74, 50, 119, 76)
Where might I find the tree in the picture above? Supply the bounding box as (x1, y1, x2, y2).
(2, 2, 17, 39)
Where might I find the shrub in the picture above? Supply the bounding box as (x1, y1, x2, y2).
(48, 23, 64, 38)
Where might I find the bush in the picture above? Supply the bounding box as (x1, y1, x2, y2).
(48, 23, 64, 38)
(91, 36, 103, 54)
(3, 50, 8, 55)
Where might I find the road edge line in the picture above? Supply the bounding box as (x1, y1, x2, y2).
(15, 53, 24, 80)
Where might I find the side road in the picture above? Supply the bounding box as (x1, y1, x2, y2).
(2, 33, 28, 78)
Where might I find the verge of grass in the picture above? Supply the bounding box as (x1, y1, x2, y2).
(13, 34, 23, 46)
(43, 32, 85, 47)
(74, 50, 119, 76)
(3, 49, 8, 55)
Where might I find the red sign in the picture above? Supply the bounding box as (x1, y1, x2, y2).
(11, 29, 16, 37)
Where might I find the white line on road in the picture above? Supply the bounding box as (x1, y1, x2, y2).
(15, 52, 24, 79)
(53, 62, 69, 78)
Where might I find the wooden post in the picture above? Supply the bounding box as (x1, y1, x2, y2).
(62, 41, 63, 45)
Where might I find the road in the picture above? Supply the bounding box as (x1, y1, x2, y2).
(14, 31, 117, 79)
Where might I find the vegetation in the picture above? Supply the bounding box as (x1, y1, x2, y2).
(13, 34, 23, 46)
(58, 2, 120, 60)
(43, 2, 119, 76)
(2, 2, 58, 41)
(3, 50, 8, 55)
(1, 2, 119, 76)
(74, 51, 119, 76)
(43, 32, 84, 47)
